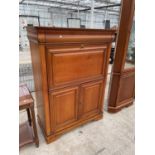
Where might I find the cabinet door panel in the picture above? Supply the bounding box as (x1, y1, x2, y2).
(80, 81, 103, 118)
(50, 87, 78, 131)
(47, 47, 106, 87)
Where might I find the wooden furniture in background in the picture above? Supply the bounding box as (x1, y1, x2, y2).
(19, 84, 39, 148)
(108, 0, 135, 112)
(27, 27, 116, 143)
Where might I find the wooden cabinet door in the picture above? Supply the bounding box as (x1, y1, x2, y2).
(49, 87, 79, 132)
(79, 81, 104, 119)
(46, 46, 107, 87)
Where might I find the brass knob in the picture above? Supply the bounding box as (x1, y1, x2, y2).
(59, 35, 63, 38)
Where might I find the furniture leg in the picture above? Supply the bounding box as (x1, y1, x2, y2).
(30, 105, 39, 147)
(27, 108, 31, 126)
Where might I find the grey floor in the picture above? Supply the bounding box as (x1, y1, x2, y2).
(19, 73, 135, 155)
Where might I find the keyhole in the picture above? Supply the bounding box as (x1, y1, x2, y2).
(81, 44, 84, 48)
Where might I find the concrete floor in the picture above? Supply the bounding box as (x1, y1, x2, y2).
(19, 73, 135, 155)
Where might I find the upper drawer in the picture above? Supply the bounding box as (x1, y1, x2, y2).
(45, 34, 114, 44)
(46, 46, 107, 88)
(27, 27, 116, 44)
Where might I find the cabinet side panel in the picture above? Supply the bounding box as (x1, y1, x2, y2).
(117, 71, 135, 104)
(29, 41, 46, 130)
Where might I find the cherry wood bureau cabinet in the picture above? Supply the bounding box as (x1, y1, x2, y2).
(27, 27, 116, 143)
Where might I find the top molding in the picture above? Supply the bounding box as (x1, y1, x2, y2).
(27, 26, 116, 44)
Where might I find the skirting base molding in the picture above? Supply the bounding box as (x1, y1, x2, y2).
(37, 114, 103, 144)
(108, 101, 133, 113)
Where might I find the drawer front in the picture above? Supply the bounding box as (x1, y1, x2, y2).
(49, 87, 79, 132)
(47, 47, 107, 88)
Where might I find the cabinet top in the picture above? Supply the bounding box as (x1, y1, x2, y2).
(27, 26, 116, 44)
